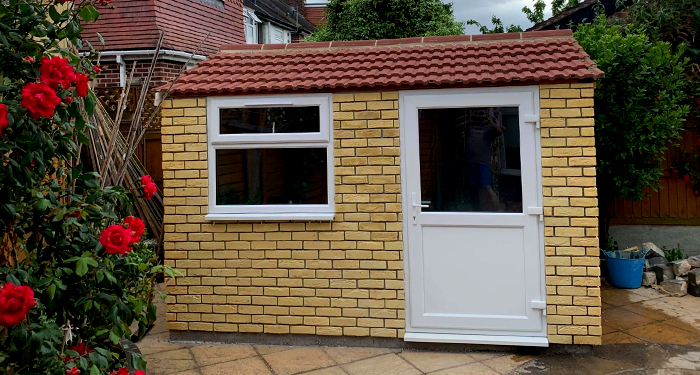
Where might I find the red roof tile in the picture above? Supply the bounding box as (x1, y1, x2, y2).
(81, 0, 245, 55)
(166, 30, 603, 97)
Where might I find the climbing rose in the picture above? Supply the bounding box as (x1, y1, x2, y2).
(67, 368, 79, 375)
(93, 65, 102, 74)
(70, 342, 93, 356)
(124, 216, 145, 243)
(109, 369, 129, 375)
(684, 175, 691, 183)
(64, 96, 73, 104)
(23, 56, 34, 64)
(21, 82, 61, 119)
(141, 175, 157, 200)
(75, 73, 89, 98)
(0, 103, 8, 133)
(99, 224, 133, 255)
(39, 56, 76, 90)
(0, 283, 36, 327)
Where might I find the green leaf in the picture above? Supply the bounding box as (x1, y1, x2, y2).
(90, 364, 100, 375)
(35, 199, 50, 211)
(96, 32, 105, 46)
(109, 329, 120, 345)
(84, 91, 97, 115)
(49, 6, 61, 22)
(47, 283, 56, 300)
(75, 258, 88, 276)
(79, 6, 95, 22)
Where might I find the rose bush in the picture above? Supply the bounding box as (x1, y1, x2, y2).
(0, 1, 175, 374)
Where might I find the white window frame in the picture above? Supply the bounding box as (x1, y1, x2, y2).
(244, 8, 261, 44)
(206, 94, 335, 221)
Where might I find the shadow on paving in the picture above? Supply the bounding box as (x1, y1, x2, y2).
(511, 344, 700, 374)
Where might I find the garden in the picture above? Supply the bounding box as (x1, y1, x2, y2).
(0, 1, 174, 374)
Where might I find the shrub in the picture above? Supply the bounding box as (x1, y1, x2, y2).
(0, 1, 175, 374)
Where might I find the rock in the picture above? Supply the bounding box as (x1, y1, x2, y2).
(660, 279, 688, 296)
(654, 264, 675, 283)
(645, 257, 668, 271)
(642, 271, 657, 286)
(689, 284, 700, 297)
(672, 260, 692, 277)
(643, 242, 665, 258)
(688, 269, 700, 286)
(687, 256, 700, 268)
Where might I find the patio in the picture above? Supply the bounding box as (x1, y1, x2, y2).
(138, 283, 700, 374)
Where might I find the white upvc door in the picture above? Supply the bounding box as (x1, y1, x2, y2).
(400, 87, 548, 347)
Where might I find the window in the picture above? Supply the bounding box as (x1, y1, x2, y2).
(244, 8, 261, 44)
(206, 94, 334, 220)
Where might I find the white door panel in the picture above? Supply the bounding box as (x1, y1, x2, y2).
(400, 87, 547, 345)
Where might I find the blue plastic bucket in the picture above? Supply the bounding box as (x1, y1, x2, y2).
(602, 249, 647, 289)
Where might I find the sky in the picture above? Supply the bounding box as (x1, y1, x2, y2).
(448, 0, 554, 34)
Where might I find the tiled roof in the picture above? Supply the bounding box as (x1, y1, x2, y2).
(166, 30, 603, 97)
(81, 0, 245, 55)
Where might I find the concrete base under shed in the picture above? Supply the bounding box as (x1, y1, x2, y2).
(609, 225, 700, 256)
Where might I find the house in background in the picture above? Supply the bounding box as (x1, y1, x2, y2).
(527, 0, 634, 31)
(243, 0, 317, 44)
(304, 0, 328, 26)
(80, 0, 246, 190)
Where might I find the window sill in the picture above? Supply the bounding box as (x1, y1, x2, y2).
(205, 213, 336, 221)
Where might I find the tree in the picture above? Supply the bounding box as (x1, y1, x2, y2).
(466, 15, 523, 34)
(522, 0, 581, 25)
(574, 17, 690, 235)
(306, 0, 465, 42)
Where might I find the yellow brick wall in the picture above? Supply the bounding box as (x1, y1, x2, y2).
(540, 82, 601, 345)
(161, 84, 601, 345)
(160, 92, 406, 338)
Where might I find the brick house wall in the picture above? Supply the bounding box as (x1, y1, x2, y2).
(540, 82, 601, 345)
(95, 60, 184, 89)
(160, 83, 601, 345)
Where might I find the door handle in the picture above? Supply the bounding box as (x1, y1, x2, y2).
(412, 192, 429, 208)
(528, 206, 544, 222)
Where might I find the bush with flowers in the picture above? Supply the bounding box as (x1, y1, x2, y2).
(0, 1, 174, 374)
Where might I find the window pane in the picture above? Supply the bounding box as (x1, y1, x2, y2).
(216, 148, 328, 205)
(220, 107, 320, 135)
(418, 107, 522, 213)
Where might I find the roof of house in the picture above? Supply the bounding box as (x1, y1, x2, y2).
(527, 0, 633, 31)
(165, 30, 603, 97)
(81, 0, 245, 55)
(244, 0, 317, 35)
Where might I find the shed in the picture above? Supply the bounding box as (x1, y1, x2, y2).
(160, 29, 604, 347)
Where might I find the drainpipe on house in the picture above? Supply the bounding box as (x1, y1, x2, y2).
(116, 54, 126, 88)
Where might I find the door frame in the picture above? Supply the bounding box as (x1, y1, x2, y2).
(398, 86, 547, 346)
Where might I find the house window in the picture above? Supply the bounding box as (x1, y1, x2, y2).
(206, 94, 334, 220)
(244, 8, 261, 44)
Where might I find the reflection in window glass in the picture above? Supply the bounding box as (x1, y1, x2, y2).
(220, 107, 320, 135)
(419, 107, 522, 213)
(216, 148, 327, 205)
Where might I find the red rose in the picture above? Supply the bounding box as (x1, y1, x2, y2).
(684, 175, 691, 183)
(64, 96, 73, 104)
(0, 103, 8, 134)
(70, 342, 93, 356)
(0, 283, 36, 327)
(75, 73, 89, 98)
(141, 175, 157, 200)
(21, 82, 61, 119)
(40, 56, 76, 90)
(67, 368, 79, 375)
(24, 56, 34, 64)
(124, 216, 145, 243)
(93, 65, 102, 74)
(697, 139, 700, 147)
(134, 371, 146, 375)
(109, 369, 129, 375)
(99, 224, 133, 256)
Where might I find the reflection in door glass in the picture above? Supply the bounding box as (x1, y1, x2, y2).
(419, 107, 522, 213)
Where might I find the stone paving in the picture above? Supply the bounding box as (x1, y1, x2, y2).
(138, 283, 700, 375)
